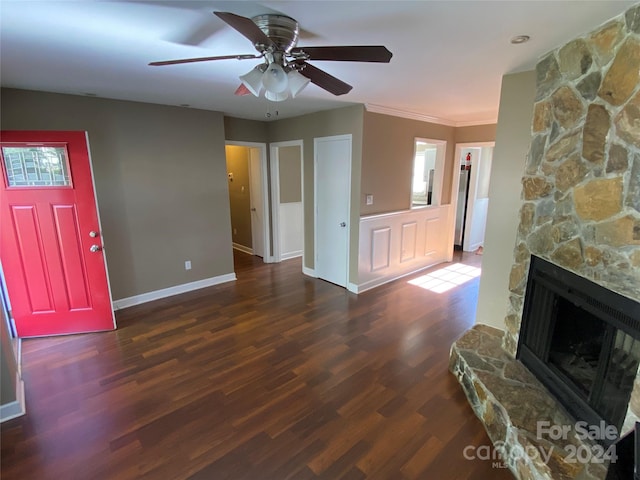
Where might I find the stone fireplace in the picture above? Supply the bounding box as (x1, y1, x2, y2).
(451, 4, 640, 479)
(518, 256, 640, 444)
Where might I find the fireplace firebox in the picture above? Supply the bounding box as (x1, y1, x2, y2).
(517, 256, 640, 445)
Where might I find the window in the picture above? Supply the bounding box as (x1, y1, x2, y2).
(2, 145, 71, 187)
(411, 138, 446, 208)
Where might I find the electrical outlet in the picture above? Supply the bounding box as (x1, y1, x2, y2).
(185, 260, 191, 270)
(366, 194, 374, 205)
(233, 228, 237, 235)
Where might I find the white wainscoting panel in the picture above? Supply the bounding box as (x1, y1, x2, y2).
(400, 222, 417, 263)
(424, 217, 439, 257)
(279, 202, 303, 260)
(356, 206, 452, 293)
(371, 227, 391, 271)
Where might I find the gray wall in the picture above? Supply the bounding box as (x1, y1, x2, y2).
(1, 88, 234, 300)
(475, 71, 536, 330)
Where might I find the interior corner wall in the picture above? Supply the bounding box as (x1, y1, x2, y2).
(475, 71, 536, 330)
(1, 88, 234, 300)
(267, 105, 365, 281)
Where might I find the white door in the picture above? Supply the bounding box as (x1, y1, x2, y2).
(248, 148, 264, 258)
(315, 135, 351, 287)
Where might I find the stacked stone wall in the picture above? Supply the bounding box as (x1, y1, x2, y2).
(505, 6, 640, 357)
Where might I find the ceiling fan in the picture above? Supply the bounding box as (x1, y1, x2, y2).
(149, 11, 393, 101)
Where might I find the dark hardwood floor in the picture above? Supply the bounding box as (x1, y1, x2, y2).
(1, 251, 513, 479)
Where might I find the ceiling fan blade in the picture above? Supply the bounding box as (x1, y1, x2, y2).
(149, 54, 260, 66)
(291, 46, 392, 63)
(214, 11, 274, 48)
(297, 62, 352, 96)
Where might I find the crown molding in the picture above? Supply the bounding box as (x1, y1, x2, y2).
(364, 104, 496, 127)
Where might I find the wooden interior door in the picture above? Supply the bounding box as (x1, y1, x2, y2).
(0, 131, 114, 337)
(314, 135, 351, 288)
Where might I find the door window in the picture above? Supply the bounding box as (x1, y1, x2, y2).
(2, 145, 71, 187)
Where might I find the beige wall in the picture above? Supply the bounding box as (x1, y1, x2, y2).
(1, 88, 234, 300)
(475, 71, 536, 330)
(267, 105, 364, 279)
(455, 124, 497, 144)
(361, 112, 457, 216)
(225, 146, 252, 249)
(278, 146, 302, 203)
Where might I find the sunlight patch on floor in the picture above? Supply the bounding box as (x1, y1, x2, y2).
(407, 263, 481, 293)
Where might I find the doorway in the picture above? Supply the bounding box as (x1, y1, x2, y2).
(270, 140, 304, 262)
(224, 142, 269, 261)
(452, 143, 494, 252)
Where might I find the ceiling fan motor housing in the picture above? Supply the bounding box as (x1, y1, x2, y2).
(252, 14, 300, 53)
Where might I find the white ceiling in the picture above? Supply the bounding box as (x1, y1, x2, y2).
(1, 1, 636, 124)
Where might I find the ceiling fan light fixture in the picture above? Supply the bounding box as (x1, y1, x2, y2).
(265, 90, 289, 102)
(262, 63, 289, 94)
(288, 70, 310, 98)
(239, 65, 265, 97)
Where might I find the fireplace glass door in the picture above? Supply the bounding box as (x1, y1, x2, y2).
(548, 297, 607, 396)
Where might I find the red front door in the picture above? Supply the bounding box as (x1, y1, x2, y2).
(0, 131, 115, 337)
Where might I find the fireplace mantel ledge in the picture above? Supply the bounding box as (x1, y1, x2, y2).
(450, 325, 609, 480)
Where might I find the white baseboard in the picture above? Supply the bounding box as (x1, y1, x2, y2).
(0, 373, 25, 423)
(347, 282, 359, 294)
(302, 266, 317, 278)
(281, 250, 303, 261)
(232, 243, 254, 255)
(113, 273, 237, 310)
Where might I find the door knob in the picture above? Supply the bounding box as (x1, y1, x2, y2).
(90, 245, 102, 253)
(339, 222, 347, 227)
(89, 231, 99, 238)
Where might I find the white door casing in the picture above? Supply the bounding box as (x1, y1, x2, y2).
(314, 134, 352, 288)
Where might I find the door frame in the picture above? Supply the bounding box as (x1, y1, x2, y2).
(270, 140, 304, 263)
(225, 141, 271, 263)
(450, 142, 495, 254)
(314, 134, 352, 288)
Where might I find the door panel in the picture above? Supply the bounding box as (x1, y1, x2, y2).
(1, 131, 114, 337)
(315, 135, 351, 288)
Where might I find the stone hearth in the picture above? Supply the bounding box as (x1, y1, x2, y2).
(450, 325, 609, 480)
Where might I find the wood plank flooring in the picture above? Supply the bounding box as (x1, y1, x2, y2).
(1, 251, 513, 479)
